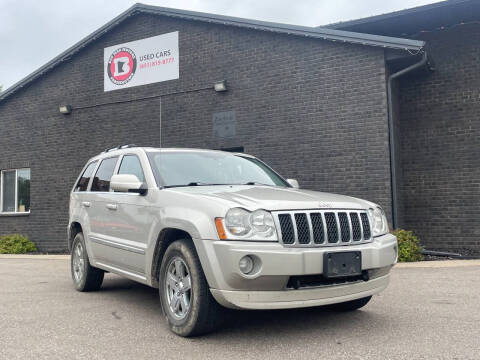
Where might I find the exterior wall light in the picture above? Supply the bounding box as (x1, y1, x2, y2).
(214, 80, 227, 92)
(59, 105, 72, 115)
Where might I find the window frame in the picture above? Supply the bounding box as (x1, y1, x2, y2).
(0, 168, 31, 215)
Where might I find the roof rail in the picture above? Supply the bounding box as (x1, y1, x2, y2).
(103, 144, 137, 153)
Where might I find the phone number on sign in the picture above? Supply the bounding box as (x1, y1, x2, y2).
(140, 57, 175, 69)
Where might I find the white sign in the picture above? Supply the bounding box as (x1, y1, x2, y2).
(104, 31, 179, 92)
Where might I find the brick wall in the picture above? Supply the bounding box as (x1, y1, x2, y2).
(0, 13, 392, 251)
(398, 24, 480, 254)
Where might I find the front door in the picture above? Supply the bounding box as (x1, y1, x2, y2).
(88, 154, 150, 278)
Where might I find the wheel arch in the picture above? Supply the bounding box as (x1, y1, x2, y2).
(150, 228, 195, 288)
(68, 222, 83, 251)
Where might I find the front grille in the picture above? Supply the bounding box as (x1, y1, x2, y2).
(360, 213, 371, 239)
(310, 213, 325, 244)
(338, 212, 350, 242)
(324, 212, 338, 243)
(294, 213, 310, 244)
(278, 214, 295, 244)
(274, 210, 372, 247)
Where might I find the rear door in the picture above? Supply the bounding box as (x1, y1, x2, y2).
(70, 160, 98, 251)
(87, 156, 121, 267)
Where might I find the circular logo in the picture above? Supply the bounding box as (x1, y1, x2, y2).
(107, 47, 137, 85)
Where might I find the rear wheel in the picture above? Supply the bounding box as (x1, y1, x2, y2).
(71, 233, 104, 292)
(328, 296, 372, 311)
(159, 239, 222, 337)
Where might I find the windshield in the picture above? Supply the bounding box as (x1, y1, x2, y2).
(147, 151, 289, 188)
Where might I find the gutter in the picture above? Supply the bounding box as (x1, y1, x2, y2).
(387, 51, 428, 229)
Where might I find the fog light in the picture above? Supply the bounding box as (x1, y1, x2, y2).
(239, 255, 254, 274)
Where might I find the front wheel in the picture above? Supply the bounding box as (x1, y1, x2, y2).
(71, 233, 104, 292)
(159, 239, 222, 337)
(328, 296, 372, 311)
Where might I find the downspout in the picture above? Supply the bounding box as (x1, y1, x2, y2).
(387, 51, 428, 229)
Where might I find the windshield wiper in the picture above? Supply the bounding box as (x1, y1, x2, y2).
(242, 182, 273, 186)
(164, 182, 229, 188)
(164, 182, 276, 188)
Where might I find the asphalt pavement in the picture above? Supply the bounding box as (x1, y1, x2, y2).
(1, 256, 479, 360)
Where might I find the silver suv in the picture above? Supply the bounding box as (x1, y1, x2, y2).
(68, 146, 397, 336)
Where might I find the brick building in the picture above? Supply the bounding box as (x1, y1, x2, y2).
(0, 1, 477, 254)
(328, 0, 480, 255)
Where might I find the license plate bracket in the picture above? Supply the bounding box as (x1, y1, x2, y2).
(323, 251, 362, 278)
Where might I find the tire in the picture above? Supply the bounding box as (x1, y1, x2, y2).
(71, 232, 104, 292)
(159, 239, 222, 337)
(328, 296, 372, 312)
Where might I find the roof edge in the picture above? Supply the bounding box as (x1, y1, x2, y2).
(136, 3, 425, 50)
(0, 3, 425, 103)
(324, 0, 471, 29)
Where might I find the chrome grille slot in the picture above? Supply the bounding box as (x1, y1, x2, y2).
(278, 214, 295, 244)
(338, 212, 350, 242)
(294, 213, 310, 244)
(274, 210, 372, 247)
(350, 213, 362, 241)
(324, 212, 338, 243)
(310, 213, 325, 244)
(360, 213, 371, 239)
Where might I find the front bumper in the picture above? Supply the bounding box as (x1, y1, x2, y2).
(193, 233, 397, 309)
(211, 273, 390, 309)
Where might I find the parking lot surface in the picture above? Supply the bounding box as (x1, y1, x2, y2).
(1, 256, 479, 360)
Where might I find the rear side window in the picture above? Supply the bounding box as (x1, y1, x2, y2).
(118, 155, 145, 182)
(75, 161, 97, 192)
(91, 157, 118, 192)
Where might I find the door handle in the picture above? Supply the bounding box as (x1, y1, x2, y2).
(106, 203, 118, 210)
(81, 201, 91, 208)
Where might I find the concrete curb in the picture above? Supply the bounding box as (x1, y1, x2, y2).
(0, 254, 70, 260)
(396, 260, 480, 268)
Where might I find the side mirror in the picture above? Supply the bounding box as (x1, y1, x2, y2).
(287, 179, 299, 189)
(110, 174, 147, 195)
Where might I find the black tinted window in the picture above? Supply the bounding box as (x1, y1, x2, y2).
(91, 157, 118, 192)
(75, 161, 97, 192)
(118, 155, 144, 182)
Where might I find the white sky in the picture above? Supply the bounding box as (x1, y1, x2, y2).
(0, 0, 441, 90)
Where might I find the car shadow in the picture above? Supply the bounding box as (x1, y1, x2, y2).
(98, 275, 386, 339)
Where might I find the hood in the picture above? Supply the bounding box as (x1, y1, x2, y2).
(169, 185, 373, 211)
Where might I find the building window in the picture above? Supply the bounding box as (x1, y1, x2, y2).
(0, 168, 31, 213)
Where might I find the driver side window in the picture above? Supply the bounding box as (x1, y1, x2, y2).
(118, 155, 145, 182)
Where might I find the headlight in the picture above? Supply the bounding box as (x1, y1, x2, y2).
(221, 208, 278, 241)
(225, 208, 251, 236)
(368, 206, 389, 237)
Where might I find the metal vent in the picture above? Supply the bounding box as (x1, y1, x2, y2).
(338, 212, 350, 242)
(324, 212, 338, 243)
(360, 213, 371, 239)
(274, 210, 372, 247)
(310, 213, 325, 244)
(278, 214, 295, 244)
(350, 212, 362, 241)
(294, 213, 310, 244)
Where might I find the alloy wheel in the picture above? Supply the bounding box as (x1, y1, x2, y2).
(165, 257, 192, 320)
(72, 241, 85, 283)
